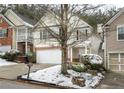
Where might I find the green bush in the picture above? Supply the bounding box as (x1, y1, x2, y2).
(27, 52, 36, 63)
(72, 63, 87, 72)
(90, 64, 106, 72)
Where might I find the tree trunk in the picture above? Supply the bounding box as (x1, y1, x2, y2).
(61, 44, 68, 75)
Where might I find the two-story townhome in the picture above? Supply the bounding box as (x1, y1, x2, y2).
(0, 13, 14, 52)
(4, 9, 37, 54)
(104, 7, 124, 72)
(33, 12, 97, 64)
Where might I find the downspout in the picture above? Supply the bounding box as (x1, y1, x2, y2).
(103, 25, 109, 68)
(25, 27, 28, 55)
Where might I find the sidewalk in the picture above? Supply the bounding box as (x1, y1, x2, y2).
(97, 71, 124, 89)
(0, 63, 55, 80)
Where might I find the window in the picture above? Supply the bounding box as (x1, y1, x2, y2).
(0, 29, 7, 37)
(117, 26, 124, 40)
(40, 31, 48, 40)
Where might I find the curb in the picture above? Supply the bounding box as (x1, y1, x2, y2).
(17, 75, 76, 89)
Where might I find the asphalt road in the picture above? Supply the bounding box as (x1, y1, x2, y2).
(0, 79, 57, 89)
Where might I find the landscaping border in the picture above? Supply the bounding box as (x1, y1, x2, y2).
(17, 75, 76, 89)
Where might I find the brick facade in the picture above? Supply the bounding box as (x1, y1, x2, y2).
(0, 16, 13, 47)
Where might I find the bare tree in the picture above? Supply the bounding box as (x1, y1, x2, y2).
(34, 4, 104, 75)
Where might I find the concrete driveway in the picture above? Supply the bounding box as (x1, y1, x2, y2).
(97, 71, 124, 89)
(0, 63, 55, 80)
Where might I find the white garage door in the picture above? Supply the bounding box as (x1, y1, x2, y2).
(36, 49, 61, 64)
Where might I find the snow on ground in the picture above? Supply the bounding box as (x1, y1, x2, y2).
(22, 65, 104, 89)
(0, 58, 17, 66)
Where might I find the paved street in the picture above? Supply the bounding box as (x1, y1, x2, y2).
(97, 71, 124, 89)
(0, 78, 57, 89)
(0, 63, 55, 80)
(0, 63, 58, 89)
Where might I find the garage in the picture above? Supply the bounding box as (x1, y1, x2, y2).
(36, 48, 62, 64)
(108, 53, 124, 71)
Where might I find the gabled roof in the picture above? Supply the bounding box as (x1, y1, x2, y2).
(5, 9, 37, 27)
(105, 7, 124, 25)
(15, 12, 37, 26)
(0, 14, 14, 26)
(34, 12, 93, 31)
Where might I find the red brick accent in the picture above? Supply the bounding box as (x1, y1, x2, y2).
(0, 16, 13, 47)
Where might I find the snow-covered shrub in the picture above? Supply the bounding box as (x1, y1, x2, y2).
(81, 54, 103, 65)
(2, 49, 21, 61)
(0, 52, 5, 58)
(81, 54, 105, 72)
(72, 63, 87, 72)
(7, 49, 20, 54)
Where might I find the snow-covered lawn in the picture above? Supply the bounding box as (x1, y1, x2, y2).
(0, 58, 17, 66)
(22, 65, 104, 89)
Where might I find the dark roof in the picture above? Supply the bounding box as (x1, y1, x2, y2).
(15, 12, 37, 26)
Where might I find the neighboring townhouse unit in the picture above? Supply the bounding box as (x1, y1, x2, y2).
(3, 9, 37, 54)
(0, 14, 14, 52)
(32, 12, 102, 64)
(104, 7, 124, 72)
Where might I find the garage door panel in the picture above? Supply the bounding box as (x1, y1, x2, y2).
(121, 59, 124, 64)
(109, 53, 119, 71)
(109, 53, 118, 58)
(109, 65, 119, 71)
(109, 58, 118, 64)
(120, 65, 124, 70)
(37, 49, 61, 64)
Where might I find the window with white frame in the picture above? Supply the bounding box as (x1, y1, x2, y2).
(117, 26, 124, 40)
(40, 30, 48, 40)
(0, 29, 7, 37)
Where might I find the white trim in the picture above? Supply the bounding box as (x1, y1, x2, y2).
(70, 47, 73, 62)
(16, 27, 18, 50)
(119, 53, 121, 62)
(5, 9, 33, 27)
(117, 24, 124, 41)
(0, 14, 14, 26)
(104, 28, 107, 68)
(105, 7, 124, 25)
(108, 53, 110, 69)
(25, 27, 28, 54)
(109, 64, 124, 65)
(108, 51, 124, 53)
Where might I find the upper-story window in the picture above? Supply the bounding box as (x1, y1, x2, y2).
(40, 30, 48, 40)
(0, 29, 8, 38)
(117, 25, 124, 40)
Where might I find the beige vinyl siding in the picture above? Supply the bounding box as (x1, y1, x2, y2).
(106, 12, 124, 52)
